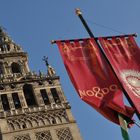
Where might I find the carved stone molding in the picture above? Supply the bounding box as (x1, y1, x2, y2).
(7, 110, 69, 131)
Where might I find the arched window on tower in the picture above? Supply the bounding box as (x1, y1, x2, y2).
(7, 44, 10, 51)
(40, 89, 50, 105)
(0, 46, 4, 52)
(1, 94, 10, 111)
(0, 63, 3, 75)
(50, 88, 61, 103)
(12, 93, 21, 109)
(23, 84, 37, 107)
(11, 62, 21, 74)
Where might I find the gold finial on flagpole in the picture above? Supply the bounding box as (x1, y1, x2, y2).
(51, 40, 55, 44)
(75, 8, 82, 15)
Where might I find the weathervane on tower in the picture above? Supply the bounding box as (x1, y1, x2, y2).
(42, 56, 56, 77)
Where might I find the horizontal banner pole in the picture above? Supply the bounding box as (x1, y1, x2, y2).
(51, 33, 137, 44)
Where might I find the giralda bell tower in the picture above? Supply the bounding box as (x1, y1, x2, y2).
(0, 27, 82, 140)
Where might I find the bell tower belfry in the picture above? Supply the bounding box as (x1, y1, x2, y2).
(0, 27, 82, 140)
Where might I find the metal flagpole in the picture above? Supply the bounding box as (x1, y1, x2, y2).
(75, 8, 140, 121)
(75, 8, 133, 140)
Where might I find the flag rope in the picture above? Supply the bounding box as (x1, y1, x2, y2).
(134, 120, 140, 128)
(86, 19, 126, 35)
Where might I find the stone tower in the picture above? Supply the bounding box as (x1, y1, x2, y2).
(0, 27, 82, 140)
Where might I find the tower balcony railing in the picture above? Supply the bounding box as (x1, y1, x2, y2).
(0, 102, 69, 118)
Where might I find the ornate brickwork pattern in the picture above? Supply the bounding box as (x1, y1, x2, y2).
(35, 131, 52, 140)
(56, 128, 73, 140)
(7, 110, 68, 131)
(14, 134, 31, 140)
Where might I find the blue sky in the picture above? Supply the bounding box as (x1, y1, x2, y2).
(0, 1, 140, 140)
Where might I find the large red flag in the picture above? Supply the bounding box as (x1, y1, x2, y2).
(56, 38, 134, 124)
(99, 35, 140, 114)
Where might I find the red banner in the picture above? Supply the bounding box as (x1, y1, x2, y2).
(99, 35, 140, 114)
(56, 38, 134, 124)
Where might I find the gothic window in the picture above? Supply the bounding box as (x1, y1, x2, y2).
(0, 63, 3, 74)
(21, 123, 27, 129)
(48, 80, 52, 84)
(50, 117, 56, 124)
(0, 46, 4, 52)
(14, 134, 31, 140)
(40, 89, 50, 105)
(50, 88, 61, 103)
(0, 37, 3, 43)
(3, 44, 8, 51)
(36, 131, 52, 140)
(0, 85, 4, 90)
(7, 44, 10, 51)
(38, 80, 44, 85)
(11, 84, 16, 89)
(23, 84, 37, 107)
(12, 93, 21, 109)
(11, 62, 21, 73)
(56, 128, 73, 140)
(1, 94, 10, 111)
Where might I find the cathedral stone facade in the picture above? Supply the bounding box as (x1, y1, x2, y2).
(0, 27, 82, 140)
